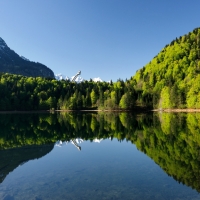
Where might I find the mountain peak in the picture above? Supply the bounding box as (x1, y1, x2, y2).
(0, 38, 7, 50)
(92, 77, 103, 82)
(55, 73, 103, 82)
(0, 36, 54, 78)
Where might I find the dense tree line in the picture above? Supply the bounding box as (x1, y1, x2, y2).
(132, 27, 200, 109)
(0, 73, 151, 111)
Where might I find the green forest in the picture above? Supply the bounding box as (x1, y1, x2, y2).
(132, 27, 200, 109)
(0, 73, 151, 111)
(1, 27, 200, 110)
(1, 112, 200, 192)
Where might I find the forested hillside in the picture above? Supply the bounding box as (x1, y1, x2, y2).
(0, 73, 151, 111)
(131, 27, 200, 109)
(1, 28, 200, 110)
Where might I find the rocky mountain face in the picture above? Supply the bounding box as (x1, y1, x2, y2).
(0, 37, 54, 78)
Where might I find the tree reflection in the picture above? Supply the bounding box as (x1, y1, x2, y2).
(0, 112, 200, 192)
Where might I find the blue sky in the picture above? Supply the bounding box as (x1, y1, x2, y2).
(0, 1, 200, 81)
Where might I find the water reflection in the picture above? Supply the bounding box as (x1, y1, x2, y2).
(55, 138, 103, 151)
(0, 144, 54, 183)
(0, 112, 200, 196)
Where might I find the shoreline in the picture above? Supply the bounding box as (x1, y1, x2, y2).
(152, 109, 200, 112)
(1, 108, 200, 113)
(0, 109, 148, 114)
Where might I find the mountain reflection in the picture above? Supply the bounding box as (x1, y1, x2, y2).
(0, 144, 54, 183)
(55, 138, 103, 150)
(0, 112, 200, 192)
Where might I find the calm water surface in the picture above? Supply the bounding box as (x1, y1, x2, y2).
(0, 112, 199, 200)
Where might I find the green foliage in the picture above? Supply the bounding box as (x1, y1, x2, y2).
(160, 86, 172, 108)
(119, 93, 130, 109)
(186, 75, 200, 108)
(0, 73, 145, 111)
(132, 27, 200, 109)
(90, 89, 97, 106)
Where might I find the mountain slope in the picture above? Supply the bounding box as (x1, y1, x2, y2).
(132, 27, 200, 109)
(0, 37, 54, 78)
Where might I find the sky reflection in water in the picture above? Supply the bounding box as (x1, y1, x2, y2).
(0, 137, 199, 200)
(0, 112, 200, 200)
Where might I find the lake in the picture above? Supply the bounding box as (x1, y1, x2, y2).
(0, 112, 200, 200)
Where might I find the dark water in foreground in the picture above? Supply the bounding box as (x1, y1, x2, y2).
(0, 112, 200, 200)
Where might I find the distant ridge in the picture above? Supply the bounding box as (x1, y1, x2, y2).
(55, 73, 103, 82)
(0, 37, 54, 78)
